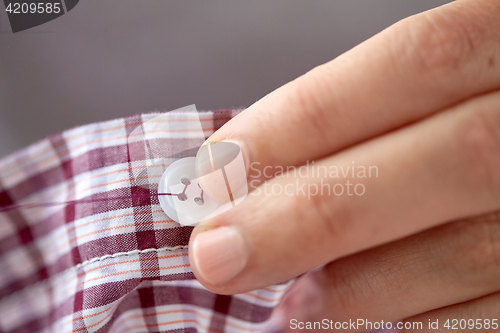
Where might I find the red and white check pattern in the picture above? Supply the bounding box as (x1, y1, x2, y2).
(0, 110, 290, 333)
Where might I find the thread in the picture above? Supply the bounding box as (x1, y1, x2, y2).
(0, 181, 207, 213)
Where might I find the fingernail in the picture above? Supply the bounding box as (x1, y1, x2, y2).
(196, 140, 250, 203)
(191, 226, 249, 286)
(262, 275, 322, 333)
(277, 273, 325, 322)
(196, 140, 243, 176)
(263, 306, 287, 333)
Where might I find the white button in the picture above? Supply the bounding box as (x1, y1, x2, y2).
(158, 157, 220, 226)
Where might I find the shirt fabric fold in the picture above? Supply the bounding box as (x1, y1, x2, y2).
(0, 110, 289, 333)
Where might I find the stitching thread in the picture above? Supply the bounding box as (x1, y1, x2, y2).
(75, 245, 188, 270)
(0, 245, 190, 304)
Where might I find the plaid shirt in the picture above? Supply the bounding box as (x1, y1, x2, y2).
(0, 110, 289, 333)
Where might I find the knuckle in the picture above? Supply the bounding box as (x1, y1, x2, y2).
(327, 267, 364, 311)
(306, 188, 354, 247)
(452, 214, 500, 279)
(326, 254, 400, 313)
(401, 5, 486, 75)
(290, 66, 340, 148)
(453, 102, 500, 202)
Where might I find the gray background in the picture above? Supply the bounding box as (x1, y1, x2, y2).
(0, 0, 452, 158)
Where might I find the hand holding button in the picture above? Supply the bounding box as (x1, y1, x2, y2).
(188, 1, 500, 330)
(158, 141, 248, 226)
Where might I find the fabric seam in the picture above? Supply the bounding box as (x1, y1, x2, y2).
(0, 245, 189, 303)
(74, 245, 188, 269)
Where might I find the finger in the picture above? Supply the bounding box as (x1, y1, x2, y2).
(190, 88, 500, 293)
(198, 0, 500, 191)
(265, 211, 500, 332)
(402, 292, 500, 332)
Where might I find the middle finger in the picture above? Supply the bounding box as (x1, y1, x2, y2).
(272, 211, 500, 331)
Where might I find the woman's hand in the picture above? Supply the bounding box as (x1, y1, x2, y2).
(189, 0, 500, 330)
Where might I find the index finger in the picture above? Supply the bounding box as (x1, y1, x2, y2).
(197, 0, 500, 193)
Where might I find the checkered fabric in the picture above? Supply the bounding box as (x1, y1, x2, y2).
(0, 110, 290, 333)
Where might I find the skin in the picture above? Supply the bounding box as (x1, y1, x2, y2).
(189, 0, 500, 331)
